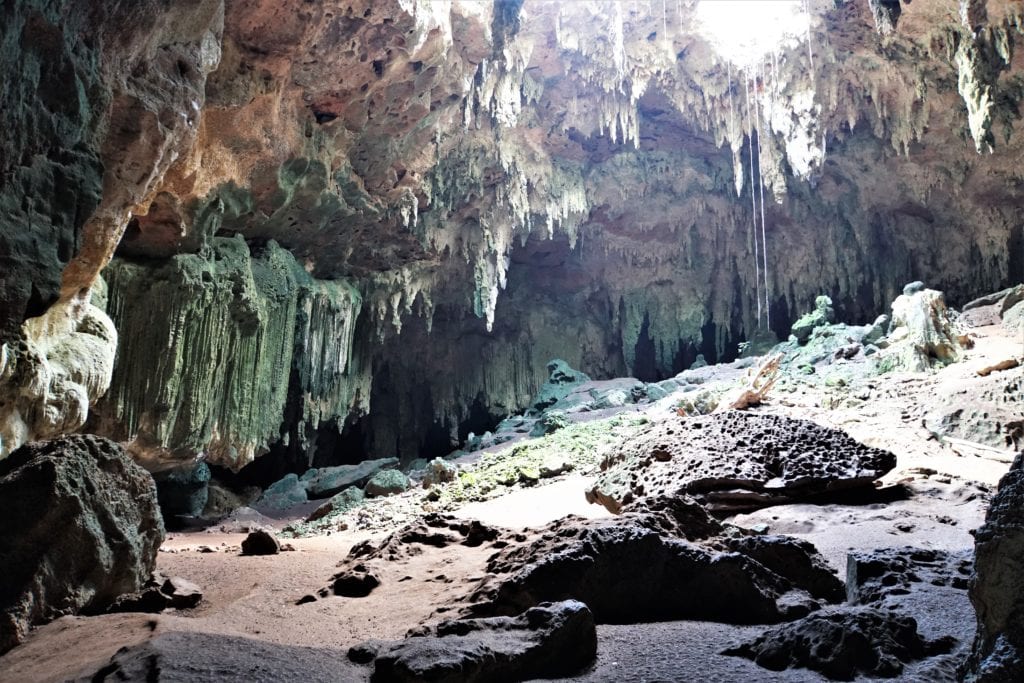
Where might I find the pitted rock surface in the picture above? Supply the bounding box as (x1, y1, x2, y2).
(363, 600, 597, 683)
(846, 547, 972, 606)
(723, 606, 955, 680)
(588, 411, 897, 515)
(461, 510, 842, 625)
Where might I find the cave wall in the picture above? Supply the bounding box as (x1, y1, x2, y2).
(2, 0, 1023, 467)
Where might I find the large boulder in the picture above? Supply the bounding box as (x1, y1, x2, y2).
(587, 411, 897, 515)
(963, 453, 1024, 681)
(723, 606, 954, 680)
(0, 435, 164, 653)
(361, 600, 597, 682)
(791, 295, 836, 345)
(301, 457, 399, 499)
(529, 359, 591, 413)
(153, 461, 211, 520)
(462, 509, 842, 625)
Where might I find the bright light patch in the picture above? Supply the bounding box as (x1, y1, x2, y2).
(695, 0, 810, 68)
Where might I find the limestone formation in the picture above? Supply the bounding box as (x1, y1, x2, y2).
(878, 287, 971, 373)
(791, 295, 836, 345)
(361, 600, 597, 683)
(588, 412, 897, 515)
(723, 607, 955, 680)
(365, 470, 412, 498)
(846, 547, 973, 606)
(963, 453, 1024, 680)
(462, 510, 842, 625)
(241, 529, 280, 556)
(0, 435, 164, 653)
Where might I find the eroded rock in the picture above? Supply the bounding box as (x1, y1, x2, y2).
(588, 411, 896, 515)
(365, 600, 597, 683)
(723, 607, 955, 680)
(0, 435, 164, 653)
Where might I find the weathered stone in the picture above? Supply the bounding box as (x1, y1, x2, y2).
(365, 469, 411, 498)
(241, 529, 280, 556)
(421, 458, 458, 489)
(463, 510, 839, 625)
(723, 607, 955, 680)
(302, 458, 399, 499)
(846, 547, 973, 606)
(791, 295, 835, 345)
(963, 453, 1024, 681)
(529, 360, 591, 413)
(0, 435, 164, 653)
(258, 473, 309, 510)
(306, 486, 366, 523)
(588, 412, 897, 515)
(368, 600, 597, 682)
(329, 566, 382, 598)
(878, 288, 970, 372)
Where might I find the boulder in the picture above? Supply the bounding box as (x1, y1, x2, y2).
(241, 529, 280, 556)
(301, 457, 400, 499)
(365, 600, 597, 682)
(306, 486, 366, 523)
(365, 469, 411, 498)
(963, 453, 1024, 681)
(723, 606, 955, 680)
(257, 473, 308, 510)
(421, 458, 457, 488)
(529, 359, 591, 413)
(0, 435, 164, 653)
(463, 509, 840, 624)
(327, 565, 382, 598)
(791, 295, 835, 345)
(587, 411, 897, 515)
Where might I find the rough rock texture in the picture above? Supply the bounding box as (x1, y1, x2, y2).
(963, 453, 1024, 681)
(0, 304, 117, 458)
(306, 486, 366, 524)
(0, 0, 224, 455)
(923, 370, 1022, 451)
(0, 435, 164, 653)
(23, 0, 1011, 470)
(364, 600, 597, 683)
(462, 507, 843, 625)
(723, 606, 955, 680)
(877, 287, 972, 372)
(302, 458, 398, 499)
(846, 547, 973, 606)
(588, 411, 897, 515)
(792, 295, 836, 344)
(365, 469, 411, 498)
(153, 462, 211, 519)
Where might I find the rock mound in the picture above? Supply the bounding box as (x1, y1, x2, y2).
(588, 411, 896, 515)
(723, 606, 955, 680)
(463, 509, 842, 625)
(358, 600, 596, 683)
(846, 547, 972, 606)
(0, 435, 164, 653)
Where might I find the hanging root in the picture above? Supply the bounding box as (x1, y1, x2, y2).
(717, 352, 784, 412)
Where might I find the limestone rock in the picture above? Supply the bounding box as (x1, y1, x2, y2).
(879, 288, 970, 372)
(365, 470, 411, 498)
(791, 295, 836, 345)
(846, 547, 972, 606)
(529, 360, 591, 413)
(0, 435, 164, 654)
(306, 486, 366, 523)
(328, 565, 382, 598)
(258, 473, 309, 510)
(421, 458, 458, 488)
(366, 600, 597, 682)
(463, 510, 840, 625)
(241, 529, 280, 556)
(723, 607, 955, 680)
(963, 453, 1024, 681)
(588, 412, 897, 515)
(923, 371, 1023, 451)
(302, 457, 399, 499)
(0, 306, 117, 458)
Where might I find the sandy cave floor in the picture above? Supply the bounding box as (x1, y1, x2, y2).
(1, 323, 1021, 683)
